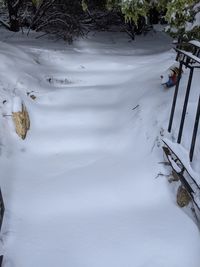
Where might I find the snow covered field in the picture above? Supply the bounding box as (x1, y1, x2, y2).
(0, 29, 200, 267)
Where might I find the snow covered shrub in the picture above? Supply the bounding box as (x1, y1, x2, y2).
(1, 0, 200, 40)
(107, 0, 149, 23)
(106, 0, 200, 39)
(165, 0, 200, 40)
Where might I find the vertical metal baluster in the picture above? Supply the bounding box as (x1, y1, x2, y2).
(177, 67, 194, 143)
(190, 95, 200, 162)
(175, 37, 182, 61)
(0, 188, 4, 232)
(0, 189, 5, 267)
(0, 255, 3, 267)
(168, 61, 183, 132)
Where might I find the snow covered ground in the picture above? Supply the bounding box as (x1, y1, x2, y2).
(0, 29, 200, 267)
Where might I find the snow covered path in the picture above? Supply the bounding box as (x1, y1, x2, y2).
(0, 31, 200, 267)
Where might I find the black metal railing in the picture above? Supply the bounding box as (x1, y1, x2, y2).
(168, 40, 200, 162)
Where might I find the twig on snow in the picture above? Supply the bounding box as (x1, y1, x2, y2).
(132, 104, 139, 111)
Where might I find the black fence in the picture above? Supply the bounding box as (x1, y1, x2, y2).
(163, 40, 200, 217)
(168, 40, 200, 162)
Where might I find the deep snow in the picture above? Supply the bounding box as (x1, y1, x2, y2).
(0, 29, 200, 267)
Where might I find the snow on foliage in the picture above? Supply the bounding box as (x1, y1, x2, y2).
(107, 0, 200, 38)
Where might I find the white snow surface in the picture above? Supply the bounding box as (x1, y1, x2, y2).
(0, 29, 200, 267)
(12, 96, 22, 113)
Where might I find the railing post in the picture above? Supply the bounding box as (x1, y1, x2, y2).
(168, 61, 183, 132)
(190, 95, 200, 162)
(177, 67, 194, 143)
